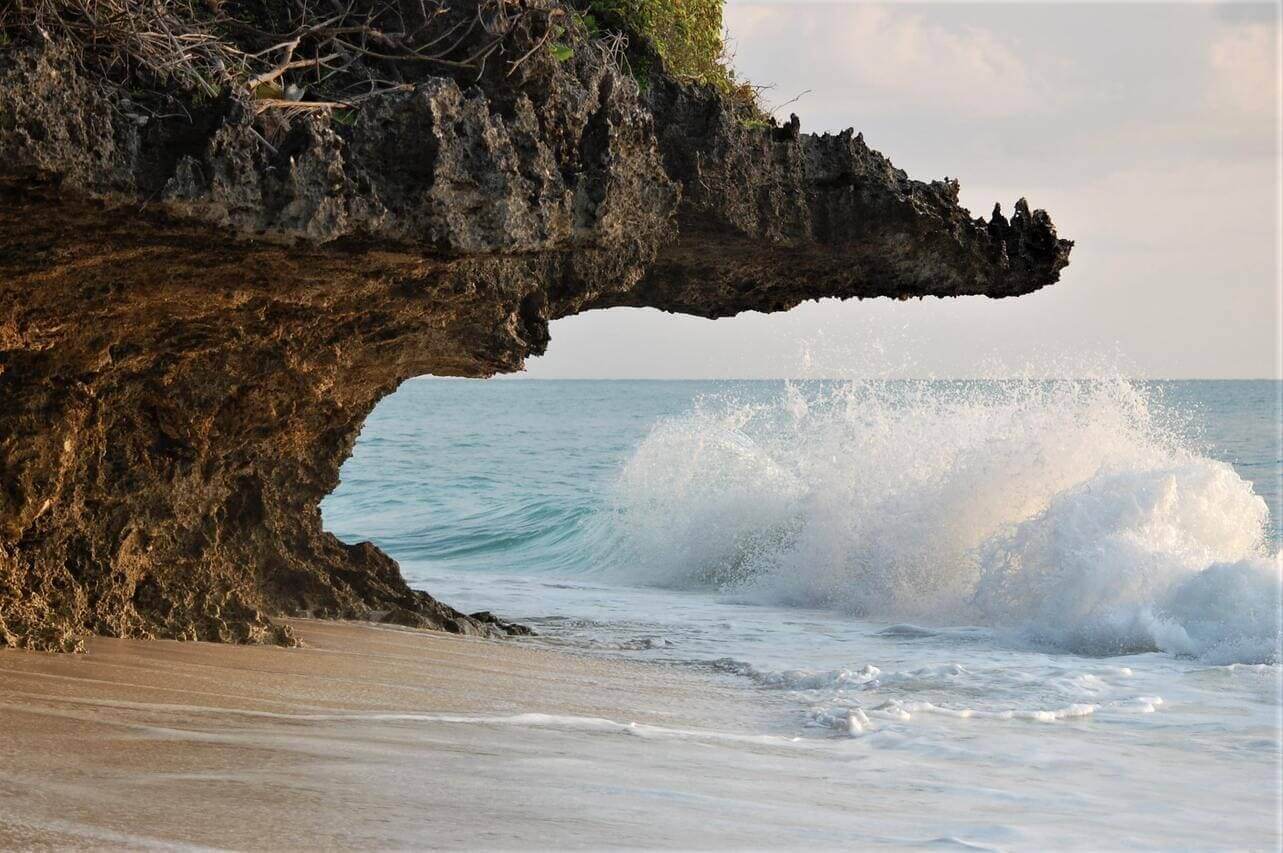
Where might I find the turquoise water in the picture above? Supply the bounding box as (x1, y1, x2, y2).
(323, 378, 1280, 844)
(325, 379, 1281, 659)
(324, 374, 1281, 685)
(325, 378, 1280, 577)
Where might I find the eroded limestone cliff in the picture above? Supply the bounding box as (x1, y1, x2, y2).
(0, 1, 1071, 650)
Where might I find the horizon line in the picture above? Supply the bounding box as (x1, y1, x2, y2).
(468, 375, 1283, 382)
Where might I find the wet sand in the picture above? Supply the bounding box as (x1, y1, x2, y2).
(0, 620, 777, 850)
(4, 620, 1279, 850)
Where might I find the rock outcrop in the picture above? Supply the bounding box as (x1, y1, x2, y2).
(0, 4, 1071, 651)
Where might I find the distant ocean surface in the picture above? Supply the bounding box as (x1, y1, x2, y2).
(323, 378, 1281, 846)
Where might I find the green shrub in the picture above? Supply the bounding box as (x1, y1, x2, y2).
(587, 0, 747, 99)
(595, 0, 722, 84)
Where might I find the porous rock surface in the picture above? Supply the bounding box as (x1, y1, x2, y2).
(0, 12, 1071, 651)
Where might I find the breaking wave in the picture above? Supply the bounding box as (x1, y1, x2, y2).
(609, 378, 1280, 663)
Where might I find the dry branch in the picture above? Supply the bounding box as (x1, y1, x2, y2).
(3, 0, 597, 119)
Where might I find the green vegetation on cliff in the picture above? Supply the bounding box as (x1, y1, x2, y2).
(580, 0, 756, 106)
(0, 0, 752, 106)
(588, 0, 722, 84)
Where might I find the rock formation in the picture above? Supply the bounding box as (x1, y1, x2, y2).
(0, 1, 1071, 651)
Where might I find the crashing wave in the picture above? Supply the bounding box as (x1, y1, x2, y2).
(610, 378, 1280, 663)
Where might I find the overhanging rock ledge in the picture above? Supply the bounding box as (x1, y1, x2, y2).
(0, 10, 1071, 651)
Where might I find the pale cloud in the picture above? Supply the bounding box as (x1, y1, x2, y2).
(728, 4, 1045, 119)
(1207, 20, 1278, 118)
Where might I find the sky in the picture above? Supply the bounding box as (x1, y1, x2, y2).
(523, 1, 1281, 379)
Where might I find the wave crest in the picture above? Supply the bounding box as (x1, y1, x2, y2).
(610, 379, 1278, 662)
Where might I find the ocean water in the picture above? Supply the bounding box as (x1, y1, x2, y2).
(323, 378, 1281, 847)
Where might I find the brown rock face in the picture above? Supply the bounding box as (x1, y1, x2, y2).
(0, 10, 1071, 651)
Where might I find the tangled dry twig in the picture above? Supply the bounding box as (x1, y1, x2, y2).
(1, 0, 572, 115)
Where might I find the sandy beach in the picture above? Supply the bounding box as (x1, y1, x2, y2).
(0, 620, 784, 850)
(5, 612, 1278, 851)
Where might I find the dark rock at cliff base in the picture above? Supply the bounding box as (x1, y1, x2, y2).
(469, 612, 537, 637)
(0, 1, 1071, 651)
(373, 602, 527, 638)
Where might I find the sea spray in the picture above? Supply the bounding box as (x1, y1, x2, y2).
(975, 460, 1276, 659)
(610, 377, 1279, 662)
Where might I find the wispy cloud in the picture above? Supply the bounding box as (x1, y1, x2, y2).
(729, 4, 1047, 119)
(1207, 18, 1278, 117)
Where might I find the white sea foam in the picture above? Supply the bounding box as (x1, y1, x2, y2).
(612, 378, 1280, 663)
(808, 694, 1103, 736)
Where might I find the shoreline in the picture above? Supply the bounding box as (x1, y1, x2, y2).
(3, 616, 1278, 850)
(0, 619, 782, 849)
